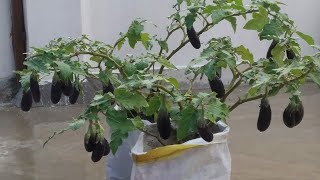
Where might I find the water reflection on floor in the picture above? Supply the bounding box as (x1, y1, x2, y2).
(0, 84, 319, 180)
(0, 106, 105, 180)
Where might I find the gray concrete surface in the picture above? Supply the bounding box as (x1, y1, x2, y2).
(0, 84, 319, 180)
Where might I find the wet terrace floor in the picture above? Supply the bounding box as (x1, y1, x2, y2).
(0, 84, 319, 180)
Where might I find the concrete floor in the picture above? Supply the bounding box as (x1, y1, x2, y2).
(0, 84, 319, 180)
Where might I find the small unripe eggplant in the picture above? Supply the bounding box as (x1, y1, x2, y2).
(91, 140, 106, 162)
(30, 74, 41, 103)
(157, 103, 171, 140)
(102, 81, 114, 94)
(69, 86, 80, 104)
(266, 40, 278, 59)
(103, 138, 110, 156)
(257, 98, 272, 132)
(208, 76, 225, 99)
(198, 126, 213, 142)
(187, 26, 201, 49)
(283, 99, 304, 128)
(61, 80, 74, 96)
(84, 133, 96, 153)
(51, 78, 62, 104)
(21, 89, 33, 112)
(286, 49, 296, 60)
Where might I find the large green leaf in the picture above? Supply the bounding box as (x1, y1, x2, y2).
(127, 20, 144, 48)
(236, 45, 254, 64)
(166, 77, 180, 89)
(54, 61, 73, 80)
(157, 57, 178, 69)
(24, 58, 47, 72)
(226, 16, 237, 33)
(144, 96, 161, 116)
(177, 105, 199, 141)
(185, 13, 197, 29)
(114, 88, 149, 109)
(211, 9, 229, 25)
(309, 71, 320, 88)
(296, 31, 315, 45)
(19, 72, 32, 90)
(259, 19, 284, 40)
(140, 33, 151, 49)
(106, 107, 136, 154)
(205, 98, 229, 123)
(271, 43, 285, 66)
(243, 7, 269, 31)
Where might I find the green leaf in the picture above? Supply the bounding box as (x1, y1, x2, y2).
(117, 37, 126, 50)
(145, 96, 161, 116)
(19, 72, 31, 91)
(54, 61, 73, 80)
(114, 88, 149, 110)
(203, 5, 217, 14)
(211, 9, 229, 25)
(127, 20, 144, 48)
(132, 116, 144, 129)
(123, 63, 137, 77)
(106, 108, 136, 132)
(110, 131, 127, 155)
(259, 19, 284, 40)
(157, 57, 178, 69)
(296, 31, 315, 45)
(309, 71, 320, 88)
(177, 105, 199, 141)
(220, 50, 236, 68)
(204, 97, 229, 123)
(203, 61, 221, 81)
(226, 17, 237, 33)
(271, 43, 285, 66)
(90, 56, 103, 63)
(243, 7, 269, 31)
(185, 13, 197, 29)
(140, 33, 150, 49)
(106, 107, 136, 154)
(24, 57, 50, 73)
(166, 77, 180, 89)
(269, 3, 280, 12)
(98, 71, 109, 85)
(177, 0, 183, 5)
(69, 119, 85, 131)
(158, 40, 169, 53)
(236, 45, 254, 64)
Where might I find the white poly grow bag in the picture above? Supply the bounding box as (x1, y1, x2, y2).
(130, 121, 231, 180)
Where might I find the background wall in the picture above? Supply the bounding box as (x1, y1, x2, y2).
(82, 0, 320, 65)
(24, 0, 82, 48)
(22, 0, 320, 85)
(0, 0, 15, 80)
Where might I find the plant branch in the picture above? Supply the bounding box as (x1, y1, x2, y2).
(137, 127, 166, 146)
(153, 84, 183, 110)
(229, 64, 315, 112)
(158, 9, 258, 75)
(109, 36, 126, 55)
(75, 51, 128, 78)
(229, 94, 264, 112)
(223, 78, 242, 102)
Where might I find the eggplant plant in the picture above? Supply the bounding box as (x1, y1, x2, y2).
(16, 0, 320, 162)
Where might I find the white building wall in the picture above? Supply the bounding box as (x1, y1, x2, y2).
(23, 0, 320, 83)
(0, 0, 15, 79)
(24, 0, 82, 48)
(83, 0, 320, 67)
